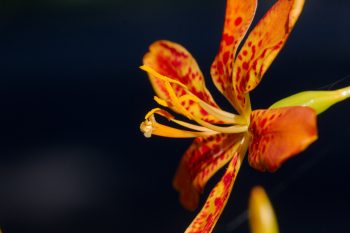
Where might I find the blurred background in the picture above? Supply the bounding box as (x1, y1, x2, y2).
(0, 0, 349, 232)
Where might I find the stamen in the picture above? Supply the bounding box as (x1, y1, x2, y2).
(164, 82, 193, 119)
(141, 64, 246, 124)
(140, 65, 250, 137)
(177, 94, 244, 124)
(148, 122, 218, 138)
(161, 96, 249, 133)
(140, 110, 219, 138)
(193, 117, 248, 134)
(198, 100, 246, 125)
(145, 108, 173, 120)
(144, 108, 248, 136)
(171, 119, 216, 132)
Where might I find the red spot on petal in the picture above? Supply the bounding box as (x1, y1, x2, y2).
(223, 51, 230, 64)
(236, 67, 241, 82)
(171, 59, 181, 67)
(156, 55, 179, 79)
(217, 61, 224, 75)
(273, 45, 281, 50)
(260, 48, 268, 58)
(159, 42, 188, 58)
(223, 172, 233, 187)
(213, 146, 220, 155)
(259, 64, 264, 75)
(234, 17, 242, 26)
(223, 34, 234, 45)
(242, 62, 249, 70)
(259, 118, 267, 128)
(251, 45, 256, 60)
(200, 108, 209, 116)
(214, 197, 223, 208)
(252, 60, 258, 71)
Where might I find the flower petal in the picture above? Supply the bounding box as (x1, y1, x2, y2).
(248, 106, 317, 172)
(233, 0, 305, 114)
(211, 0, 257, 108)
(143, 40, 221, 123)
(173, 133, 243, 211)
(184, 137, 248, 233)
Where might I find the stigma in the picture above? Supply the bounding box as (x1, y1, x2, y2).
(140, 120, 153, 138)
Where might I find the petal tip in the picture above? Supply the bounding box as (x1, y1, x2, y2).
(172, 171, 200, 211)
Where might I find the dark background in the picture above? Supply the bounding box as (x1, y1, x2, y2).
(0, 0, 349, 233)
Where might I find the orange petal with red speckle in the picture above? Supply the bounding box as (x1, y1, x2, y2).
(184, 139, 247, 233)
(233, 0, 304, 113)
(173, 133, 243, 211)
(248, 106, 317, 172)
(211, 0, 257, 108)
(143, 40, 221, 123)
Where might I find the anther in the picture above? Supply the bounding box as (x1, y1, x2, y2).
(141, 120, 153, 138)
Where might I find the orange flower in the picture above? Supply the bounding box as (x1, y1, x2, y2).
(139, 0, 350, 232)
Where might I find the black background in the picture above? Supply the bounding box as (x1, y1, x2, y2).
(0, 0, 349, 233)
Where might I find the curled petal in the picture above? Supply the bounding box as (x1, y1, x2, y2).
(233, 0, 305, 114)
(248, 107, 317, 172)
(249, 186, 279, 233)
(143, 40, 221, 123)
(184, 137, 248, 233)
(173, 133, 243, 211)
(211, 0, 257, 108)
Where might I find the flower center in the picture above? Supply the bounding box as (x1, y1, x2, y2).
(139, 65, 250, 138)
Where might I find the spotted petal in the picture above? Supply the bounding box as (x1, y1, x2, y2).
(211, 0, 257, 108)
(248, 106, 317, 172)
(173, 133, 243, 211)
(233, 0, 305, 114)
(184, 137, 247, 233)
(143, 40, 221, 123)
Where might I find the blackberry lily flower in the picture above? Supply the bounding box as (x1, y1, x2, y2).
(139, 0, 350, 232)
